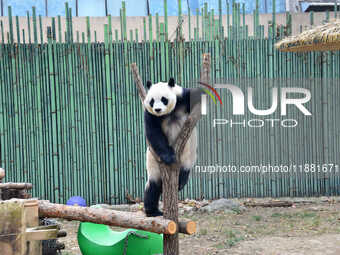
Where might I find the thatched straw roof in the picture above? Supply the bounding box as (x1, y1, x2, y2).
(275, 20, 340, 52)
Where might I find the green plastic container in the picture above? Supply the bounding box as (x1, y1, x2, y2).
(77, 222, 163, 255)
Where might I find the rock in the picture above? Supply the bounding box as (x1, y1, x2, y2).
(182, 205, 196, 214)
(309, 206, 327, 212)
(320, 196, 330, 202)
(200, 200, 210, 207)
(199, 198, 246, 213)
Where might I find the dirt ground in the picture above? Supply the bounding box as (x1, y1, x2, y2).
(59, 198, 340, 255)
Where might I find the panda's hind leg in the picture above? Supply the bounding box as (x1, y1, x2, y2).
(144, 179, 163, 217)
(179, 168, 190, 191)
(144, 148, 163, 217)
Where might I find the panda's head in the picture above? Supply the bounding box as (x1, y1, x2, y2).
(144, 78, 182, 117)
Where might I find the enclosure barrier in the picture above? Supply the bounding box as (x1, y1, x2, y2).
(1, 1, 340, 205)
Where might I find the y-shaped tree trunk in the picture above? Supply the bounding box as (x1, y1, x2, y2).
(131, 53, 211, 255)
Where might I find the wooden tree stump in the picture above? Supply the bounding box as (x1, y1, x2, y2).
(0, 182, 33, 200)
(131, 53, 211, 255)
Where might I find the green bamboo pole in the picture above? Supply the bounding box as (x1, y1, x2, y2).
(160, 23, 166, 81)
(204, 3, 207, 41)
(334, 2, 338, 18)
(210, 9, 214, 40)
(122, 1, 127, 41)
(272, 0, 276, 38)
(135, 28, 138, 42)
(0, 21, 4, 43)
(15, 16, 20, 43)
(51, 17, 61, 202)
(143, 17, 147, 41)
(156, 13, 160, 41)
(226, 1, 230, 32)
(188, 6, 191, 41)
(196, 8, 200, 40)
(178, 0, 182, 40)
(8, 6, 14, 44)
(123, 1, 133, 198)
(148, 13, 153, 80)
(242, 3, 245, 26)
(115, 29, 118, 41)
(201, 7, 204, 40)
(57, 15, 62, 42)
(39, 15, 43, 43)
(286, 12, 292, 36)
(218, 0, 222, 38)
(120, 9, 124, 42)
(310, 11, 314, 26)
(164, 0, 168, 40)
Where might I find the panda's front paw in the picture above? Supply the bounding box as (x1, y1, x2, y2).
(160, 151, 176, 165)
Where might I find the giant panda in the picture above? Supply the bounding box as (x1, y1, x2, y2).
(143, 78, 203, 217)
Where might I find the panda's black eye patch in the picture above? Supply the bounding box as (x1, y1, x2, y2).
(161, 97, 168, 105)
(150, 98, 154, 107)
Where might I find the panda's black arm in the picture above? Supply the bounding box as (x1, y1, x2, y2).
(144, 111, 176, 165)
(180, 88, 205, 113)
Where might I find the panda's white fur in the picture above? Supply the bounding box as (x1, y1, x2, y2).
(143, 79, 200, 217)
(146, 126, 197, 181)
(144, 82, 183, 116)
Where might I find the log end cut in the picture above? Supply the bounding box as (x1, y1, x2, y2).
(185, 221, 196, 235)
(167, 221, 177, 235)
(178, 220, 196, 235)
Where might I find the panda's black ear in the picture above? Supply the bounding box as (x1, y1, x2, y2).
(146, 80, 152, 89)
(168, 78, 175, 87)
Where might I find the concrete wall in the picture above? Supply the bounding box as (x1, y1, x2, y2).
(0, 11, 334, 43)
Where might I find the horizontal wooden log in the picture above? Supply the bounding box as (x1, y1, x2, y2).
(26, 226, 59, 241)
(0, 183, 33, 189)
(57, 230, 67, 238)
(244, 200, 293, 208)
(1, 189, 31, 200)
(38, 201, 177, 235)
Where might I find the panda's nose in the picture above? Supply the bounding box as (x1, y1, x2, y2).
(155, 108, 161, 113)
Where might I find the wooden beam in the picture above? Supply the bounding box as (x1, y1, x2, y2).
(38, 201, 177, 235)
(244, 200, 293, 207)
(26, 226, 58, 241)
(0, 183, 33, 189)
(38, 201, 195, 235)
